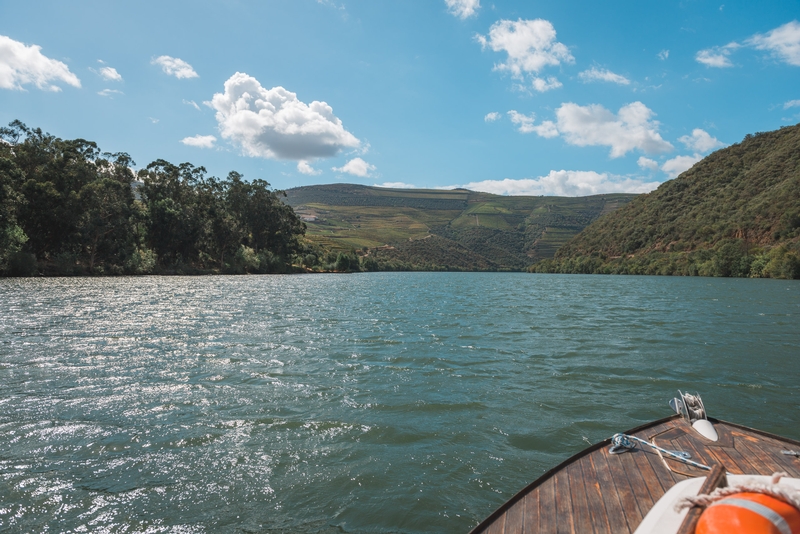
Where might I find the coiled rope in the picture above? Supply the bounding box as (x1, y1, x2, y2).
(609, 433, 712, 471)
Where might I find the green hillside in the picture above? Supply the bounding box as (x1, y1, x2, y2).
(285, 184, 635, 271)
(533, 123, 800, 279)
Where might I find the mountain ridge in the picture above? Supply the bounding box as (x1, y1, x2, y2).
(285, 184, 636, 271)
(532, 123, 800, 278)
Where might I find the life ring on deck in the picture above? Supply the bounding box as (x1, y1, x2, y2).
(696, 492, 800, 534)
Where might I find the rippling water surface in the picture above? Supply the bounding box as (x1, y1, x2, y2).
(1, 273, 798, 532)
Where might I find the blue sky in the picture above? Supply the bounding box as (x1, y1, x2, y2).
(1, 0, 798, 196)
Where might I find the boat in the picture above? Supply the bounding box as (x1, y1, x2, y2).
(470, 391, 800, 533)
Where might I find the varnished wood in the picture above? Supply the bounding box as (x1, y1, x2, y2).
(675, 463, 727, 534)
(470, 416, 800, 534)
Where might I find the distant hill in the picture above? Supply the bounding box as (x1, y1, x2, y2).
(285, 184, 635, 271)
(533, 123, 800, 279)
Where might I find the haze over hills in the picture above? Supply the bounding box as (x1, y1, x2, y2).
(533, 123, 800, 279)
(285, 184, 635, 271)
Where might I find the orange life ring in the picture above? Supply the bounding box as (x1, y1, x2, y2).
(696, 492, 800, 534)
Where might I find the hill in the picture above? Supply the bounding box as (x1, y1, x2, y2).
(532, 123, 800, 279)
(285, 184, 635, 271)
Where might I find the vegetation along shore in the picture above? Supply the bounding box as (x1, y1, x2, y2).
(2, 120, 799, 278)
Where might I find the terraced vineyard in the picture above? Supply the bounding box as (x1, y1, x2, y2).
(285, 184, 635, 270)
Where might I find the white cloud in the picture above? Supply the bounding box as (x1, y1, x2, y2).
(784, 99, 800, 109)
(661, 154, 702, 179)
(183, 99, 201, 111)
(374, 182, 418, 189)
(476, 19, 574, 79)
(578, 67, 630, 85)
(333, 157, 375, 177)
(506, 102, 672, 157)
(297, 161, 322, 175)
(210, 72, 360, 160)
(678, 128, 724, 152)
(553, 101, 673, 158)
(181, 134, 216, 148)
(531, 76, 562, 92)
(151, 55, 198, 79)
(445, 0, 480, 19)
(461, 170, 661, 196)
(746, 20, 800, 66)
(98, 66, 122, 81)
(696, 43, 739, 67)
(507, 110, 558, 137)
(98, 88, 123, 97)
(0, 35, 81, 91)
(637, 157, 659, 171)
(507, 110, 535, 132)
(658, 50, 669, 61)
(484, 111, 500, 122)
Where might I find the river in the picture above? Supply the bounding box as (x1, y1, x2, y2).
(0, 273, 798, 532)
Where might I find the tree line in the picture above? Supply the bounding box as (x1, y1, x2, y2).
(0, 121, 307, 276)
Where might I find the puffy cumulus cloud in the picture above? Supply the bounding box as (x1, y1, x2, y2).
(746, 21, 800, 66)
(637, 157, 659, 172)
(696, 43, 739, 67)
(578, 67, 630, 85)
(445, 0, 480, 19)
(181, 134, 216, 148)
(461, 170, 661, 197)
(554, 102, 673, 158)
(785, 99, 800, 109)
(210, 72, 360, 160)
(98, 66, 122, 81)
(0, 35, 81, 91)
(151, 55, 198, 79)
(531, 76, 562, 92)
(333, 157, 376, 177)
(507, 110, 558, 137)
(484, 111, 500, 122)
(476, 19, 573, 79)
(679, 129, 724, 153)
(661, 154, 702, 179)
(297, 161, 322, 176)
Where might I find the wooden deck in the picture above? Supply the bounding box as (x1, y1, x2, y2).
(470, 415, 800, 534)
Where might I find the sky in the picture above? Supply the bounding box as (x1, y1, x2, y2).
(1, 0, 799, 196)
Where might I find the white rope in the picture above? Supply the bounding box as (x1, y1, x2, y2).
(677, 472, 800, 512)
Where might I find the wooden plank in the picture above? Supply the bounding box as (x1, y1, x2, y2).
(736, 435, 800, 476)
(485, 512, 505, 534)
(538, 477, 558, 533)
(702, 446, 742, 474)
(639, 441, 681, 490)
(592, 449, 636, 534)
(614, 448, 654, 521)
(567, 461, 594, 534)
(503, 498, 524, 534)
(522, 489, 539, 534)
(603, 451, 644, 532)
(554, 471, 575, 534)
(676, 464, 727, 534)
(629, 446, 669, 500)
(668, 435, 714, 477)
(581, 455, 614, 534)
(731, 434, 779, 476)
(752, 436, 800, 476)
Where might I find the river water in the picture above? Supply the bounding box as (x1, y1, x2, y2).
(0, 273, 798, 533)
